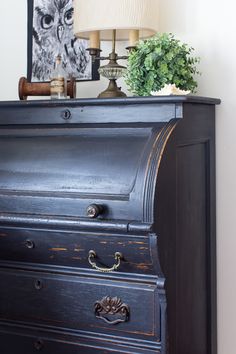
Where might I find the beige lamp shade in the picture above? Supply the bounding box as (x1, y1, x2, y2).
(73, 0, 159, 41)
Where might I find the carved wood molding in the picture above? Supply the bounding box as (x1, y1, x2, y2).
(143, 121, 178, 222)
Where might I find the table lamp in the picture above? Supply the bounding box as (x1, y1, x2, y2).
(73, 0, 159, 98)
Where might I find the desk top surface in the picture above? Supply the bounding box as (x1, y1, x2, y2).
(0, 95, 221, 108)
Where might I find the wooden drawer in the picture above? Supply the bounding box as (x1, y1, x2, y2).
(0, 330, 161, 354)
(0, 228, 155, 275)
(0, 269, 160, 342)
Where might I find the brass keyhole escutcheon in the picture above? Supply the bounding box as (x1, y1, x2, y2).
(34, 339, 44, 350)
(34, 279, 43, 290)
(61, 109, 71, 120)
(25, 239, 35, 249)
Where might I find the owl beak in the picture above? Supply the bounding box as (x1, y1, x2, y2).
(57, 24, 64, 43)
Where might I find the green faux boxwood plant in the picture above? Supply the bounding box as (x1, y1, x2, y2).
(125, 33, 200, 96)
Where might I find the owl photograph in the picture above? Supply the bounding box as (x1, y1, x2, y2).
(27, 0, 99, 82)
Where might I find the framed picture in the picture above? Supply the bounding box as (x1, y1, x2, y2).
(27, 0, 99, 82)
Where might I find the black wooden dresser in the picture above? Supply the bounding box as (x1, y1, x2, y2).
(0, 96, 220, 354)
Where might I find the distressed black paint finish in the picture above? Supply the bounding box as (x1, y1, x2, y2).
(0, 96, 219, 354)
(155, 102, 218, 354)
(0, 228, 155, 274)
(0, 269, 160, 340)
(0, 329, 161, 354)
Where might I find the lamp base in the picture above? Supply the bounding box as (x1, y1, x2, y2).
(98, 79, 126, 98)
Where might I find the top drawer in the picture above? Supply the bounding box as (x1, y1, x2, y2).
(0, 227, 155, 275)
(0, 126, 163, 222)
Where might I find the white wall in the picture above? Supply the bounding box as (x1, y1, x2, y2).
(0, 1, 235, 354)
(0, 2, 27, 100)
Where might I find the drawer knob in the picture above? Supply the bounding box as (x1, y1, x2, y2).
(94, 296, 130, 325)
(88, 250, 122, 272)
(86, 204, 103, 218)
(34, 339, 44, 350)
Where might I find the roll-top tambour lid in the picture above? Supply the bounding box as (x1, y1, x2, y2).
(0, 124, 172, 223)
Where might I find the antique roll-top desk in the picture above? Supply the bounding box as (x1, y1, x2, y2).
(0, 96, 220, 354)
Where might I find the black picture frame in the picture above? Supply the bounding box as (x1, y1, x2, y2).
(27, 0, 99, 82)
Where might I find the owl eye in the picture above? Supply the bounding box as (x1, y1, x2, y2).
(64, 8, 74, 26)
(41, 14, 54, 29)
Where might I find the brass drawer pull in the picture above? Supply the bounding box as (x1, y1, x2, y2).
(94, 296, 130, 325)
(88, 250, 122, 273)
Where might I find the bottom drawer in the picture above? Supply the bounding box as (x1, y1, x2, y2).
(0, 330, 161, 354)
(0, 269, 160, 342)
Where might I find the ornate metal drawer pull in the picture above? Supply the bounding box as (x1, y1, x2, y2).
(94, 296, 130, 325)
(88, 250, 122, 273)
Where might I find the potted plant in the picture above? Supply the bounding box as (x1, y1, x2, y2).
(125, 33, 200, 96)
